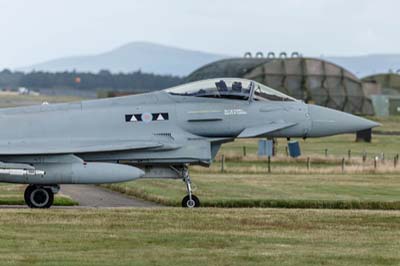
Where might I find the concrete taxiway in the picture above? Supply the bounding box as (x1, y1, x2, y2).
(61, 185, 160, 207)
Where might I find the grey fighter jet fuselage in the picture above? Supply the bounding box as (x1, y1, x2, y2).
(0, 78, 379, 208)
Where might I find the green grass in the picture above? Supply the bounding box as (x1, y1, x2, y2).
(0, 94, 83, 108)
(0, 208, 399, 266)
(0, 184, 78, 206)
(106, 122, 400, 209)
(221, 133, 400, 160)
(370, 115, 400, 132)
(216, 115, 399, 159)
(105, 173, 400, 209)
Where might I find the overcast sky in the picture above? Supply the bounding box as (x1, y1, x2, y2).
(0, 0, 398, 69)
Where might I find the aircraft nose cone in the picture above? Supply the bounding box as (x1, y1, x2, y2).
(307, 105, 380, 137)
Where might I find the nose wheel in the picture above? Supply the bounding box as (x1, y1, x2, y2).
(181, 166, 200, 208)
(182, 194, 200, 208)
(24, 185, 57, 208)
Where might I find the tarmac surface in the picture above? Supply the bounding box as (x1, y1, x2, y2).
(0, 185, 160, 209)
(60, 185, 161, 207)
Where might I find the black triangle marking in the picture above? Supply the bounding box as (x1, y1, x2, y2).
(125, 114, 133, 122)
(162, 113, 169, 120)
(134, 114, 142, 121)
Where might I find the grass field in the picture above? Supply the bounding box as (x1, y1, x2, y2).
(370, 116, 400, 132)
(217, 115, 399, 159)
(0, 94, 83, 108)
(0, 208, 399, 266)
(0, 96, 399, 265)
(107, 128, 400, 208)
(0, 184, 77, 206)
(106, 172, 400, 209)
(220, 133, 400, 161)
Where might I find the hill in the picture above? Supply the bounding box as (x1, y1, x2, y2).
(19, 42, 227, 76)
(18, 41, 400, 78)
(326, 54, 400, 77)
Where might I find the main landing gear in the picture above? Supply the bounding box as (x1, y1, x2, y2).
(24, 185, 59, 208)
(180, 166, 200, 208)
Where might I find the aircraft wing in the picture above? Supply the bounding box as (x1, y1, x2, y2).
(0, 139, 164, 155)
(238, 122, 297, 138)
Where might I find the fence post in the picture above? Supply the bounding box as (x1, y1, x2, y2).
(348, 150, 351, 160)
(394, 154, 399, 168)
(285, 146, 289, 157)
(307, 157, 311, 171)
(325, 148, 328, 157)
(374, 156, 378, 170)
(362, 151, 367, 164)
(221, 154, 225, 173)
(267, 156, 271, 173)
(243, 146, 247, 157)
(341, 158, 345, 173)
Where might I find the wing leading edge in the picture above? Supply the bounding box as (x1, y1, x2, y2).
(238, 122, 297, 138)
(0, 139, 164, 155)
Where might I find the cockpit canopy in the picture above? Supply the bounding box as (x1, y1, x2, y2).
(165, 78, 295, 102)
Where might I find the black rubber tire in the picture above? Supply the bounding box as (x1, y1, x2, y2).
(24, 185, 35, 208)
(42, 188, 54, 208)
(24, 185, 54, 209)
(181, 195, 200, 208)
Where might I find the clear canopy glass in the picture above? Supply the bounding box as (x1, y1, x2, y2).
(165, 78, 295, 102)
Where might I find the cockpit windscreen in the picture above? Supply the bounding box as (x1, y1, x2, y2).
(166, 79, 253, 100)
(253, 83, 295, 102)
(165, 78, 295, 102)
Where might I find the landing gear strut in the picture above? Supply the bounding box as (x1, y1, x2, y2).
(180, 165, 200, 208)
(24, 185, 58, 208)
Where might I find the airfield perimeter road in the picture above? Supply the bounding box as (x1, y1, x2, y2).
(61, 185, 160, 207)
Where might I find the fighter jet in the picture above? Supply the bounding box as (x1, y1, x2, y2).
(0, 78, 379, 208)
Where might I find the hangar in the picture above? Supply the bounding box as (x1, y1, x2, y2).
(362, 73, 400, 95)
(362, 73, 400, 116)
(186, 56, 374, 115)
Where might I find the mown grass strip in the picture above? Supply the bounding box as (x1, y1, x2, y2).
(104, 184, 400, 210)
(201, 199, 400, 210)
(1, 208, 400, 266)
(0, 184, 78, 206)
(0, 196, 78, 206)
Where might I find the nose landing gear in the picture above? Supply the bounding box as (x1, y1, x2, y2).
(24, 185, 59, 208)
(180, 165, 200, 208)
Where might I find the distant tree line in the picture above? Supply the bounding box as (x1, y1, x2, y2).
(0, 69, 183, 91)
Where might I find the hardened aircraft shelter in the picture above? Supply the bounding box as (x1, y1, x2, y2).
(186, 56, 374, 115)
